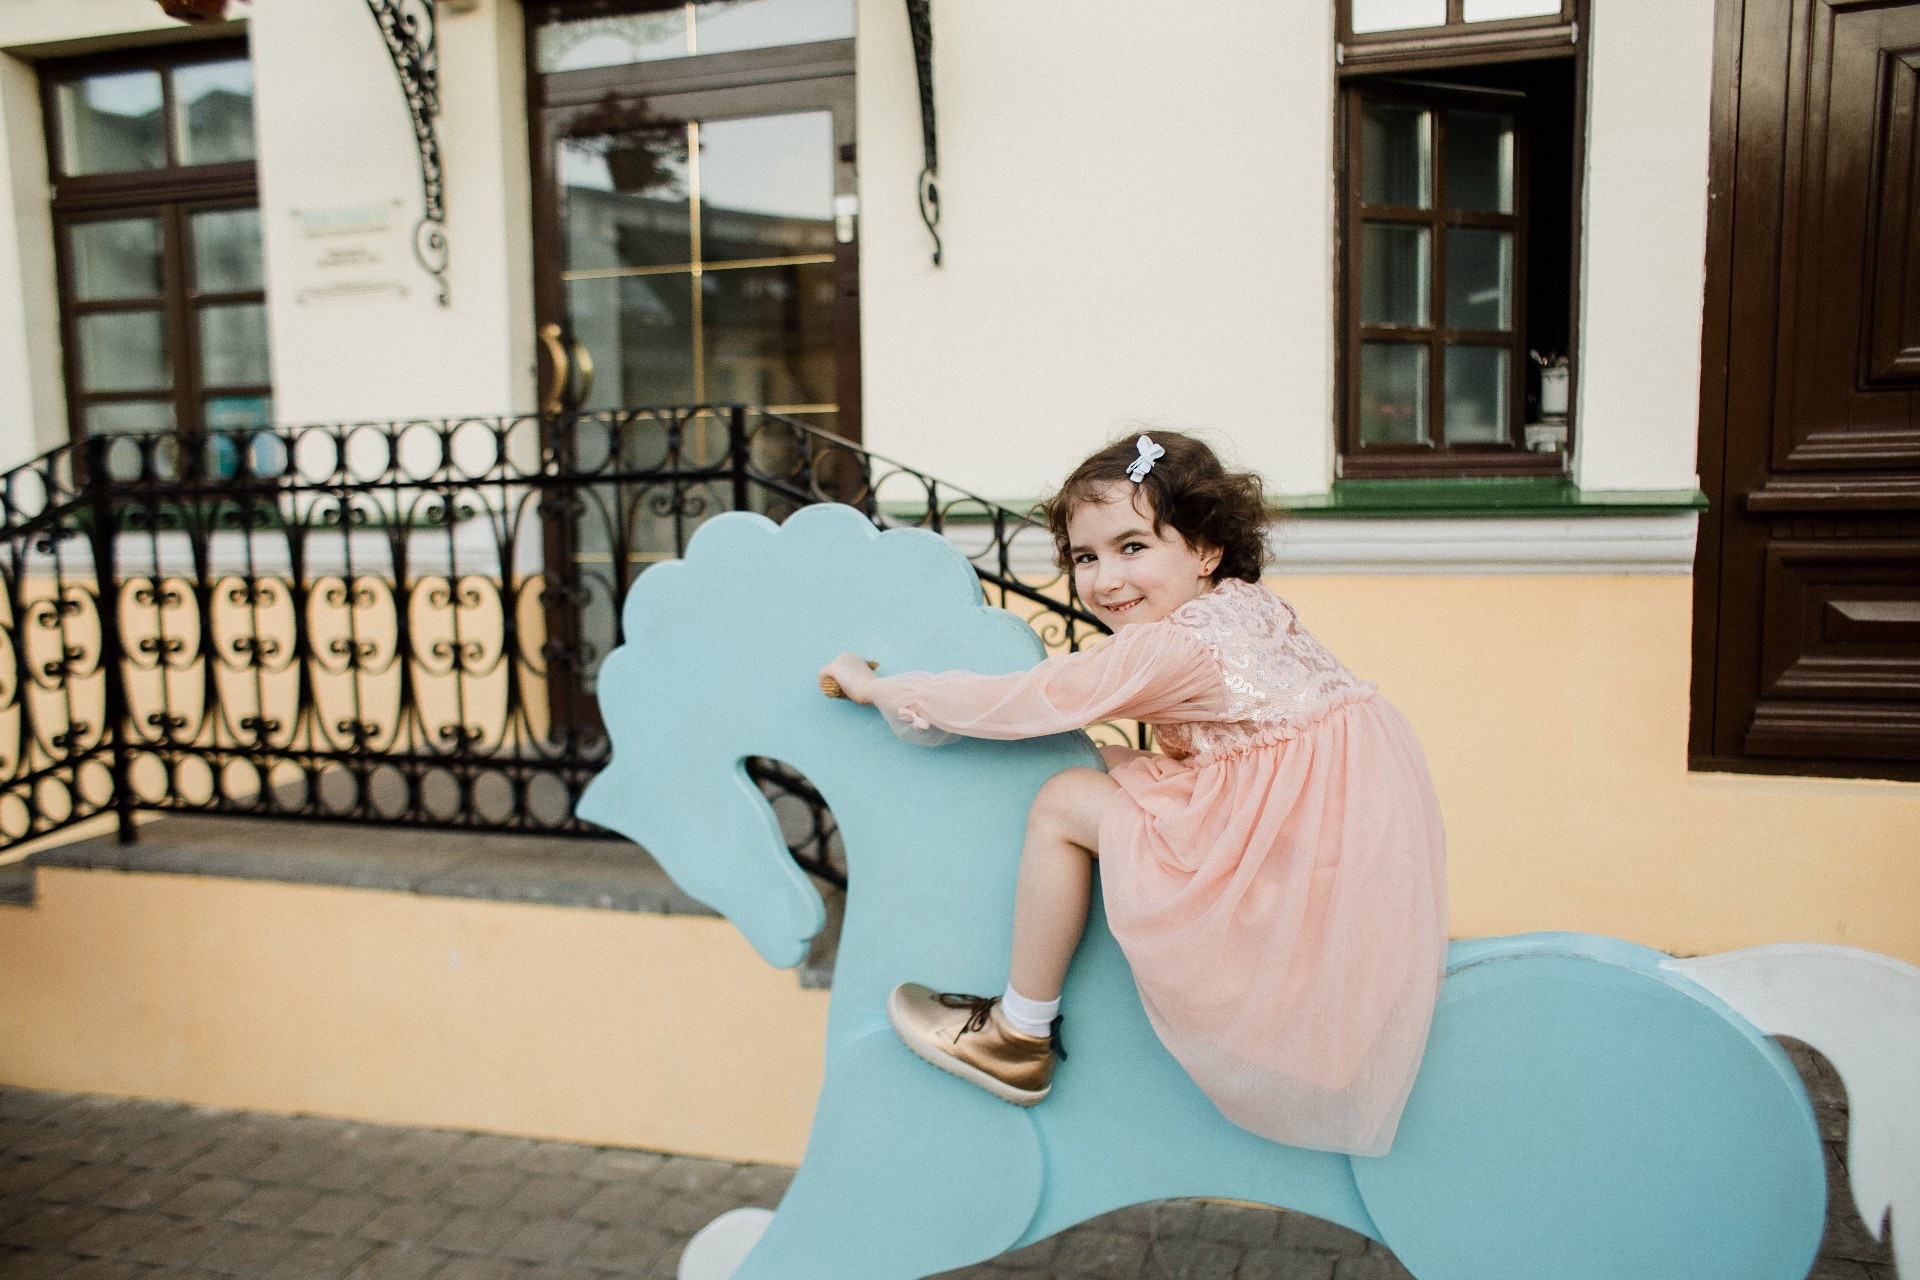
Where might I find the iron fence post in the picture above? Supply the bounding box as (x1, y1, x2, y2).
(85, 438, 137, 845)
(729, 406, 750, 513)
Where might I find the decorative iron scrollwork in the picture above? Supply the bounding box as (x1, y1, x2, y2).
(365, 0, 450, 305)
(905, 0, 941, 266)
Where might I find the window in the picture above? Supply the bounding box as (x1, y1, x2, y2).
(42, 40, 270, 445)
(1335, 3, 1582, 477)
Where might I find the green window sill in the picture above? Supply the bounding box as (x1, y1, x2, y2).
(1277, 478, 1708, 519)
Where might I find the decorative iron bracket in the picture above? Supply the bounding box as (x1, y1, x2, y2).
(366, 0, 450, 305)
(905, 0, 941, 266)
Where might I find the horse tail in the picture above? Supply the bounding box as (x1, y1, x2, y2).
(1665, 944, 1919, 1279)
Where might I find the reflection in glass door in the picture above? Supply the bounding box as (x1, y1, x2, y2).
(558, 108, 842, 436)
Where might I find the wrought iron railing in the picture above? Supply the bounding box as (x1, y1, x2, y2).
(0, 408, 1119, 888)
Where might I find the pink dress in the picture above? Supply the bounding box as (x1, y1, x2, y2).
(869, 577, 1448, 1156)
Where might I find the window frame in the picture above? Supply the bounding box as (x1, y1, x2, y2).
(1337, 0, 1578, 71)
(1339, 79, 1538, 475)
(39, 38, 266, 448)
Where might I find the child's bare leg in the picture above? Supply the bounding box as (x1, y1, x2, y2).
(1008, 765, 1118, 1002)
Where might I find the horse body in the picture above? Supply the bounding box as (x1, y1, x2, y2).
(580, 504, 1887, 1280)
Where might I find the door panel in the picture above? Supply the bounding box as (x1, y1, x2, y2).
(1694, 0, 1920, 779)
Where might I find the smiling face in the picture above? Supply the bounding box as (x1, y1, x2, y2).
(1066, 483, 1222, 629)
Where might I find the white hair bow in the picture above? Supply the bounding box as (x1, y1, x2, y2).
(1125, 435, 1165, 484)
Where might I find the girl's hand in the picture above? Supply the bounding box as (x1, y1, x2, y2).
(819, 653, 880, 705)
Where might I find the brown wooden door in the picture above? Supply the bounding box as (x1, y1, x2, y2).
(1694, 0, 1920, 778)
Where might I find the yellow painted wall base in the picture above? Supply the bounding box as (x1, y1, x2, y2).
(0, 869, 827, 1163)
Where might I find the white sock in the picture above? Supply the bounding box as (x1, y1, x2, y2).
(999, 984, 1059, 1038)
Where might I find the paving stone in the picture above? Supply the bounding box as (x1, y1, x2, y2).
(331, 1126, 407, 1160)
(496, 1218, 596, 1266)
(260, 1233, 377, 1280)
(438, 1168, 528, 1212)
(713, 1165, 791, 1209)
(1050, 1226, 1149, 1279)
(516, 1144, 594, 1179)
(1140, 1237, 1244, 1280)
(355, 1201, 456, 1247)
(383, 1131, 467, 1166)
(521, 1266, 610, 1280)
(180, 1140, 278, 1179)
(227, 1184, 324, 1229)
(366, 1161, 452, 1201)
(340, 1244, 454, 1280)
(649, 1191, 735, 1237)
(0, 1120, 35, 1153)
(1809, 1257, 1881, 1279)
(62, 1259, 163, 1280)
(290, 1192, 383, 1236)
(571, 1224, 673, 1274)
(428, 1210, 527, 1257)
(309, 1155, 384, 1194)
(454, 1135, 536, 1168)
(198, 1224, 306, 1277)
(32, 1163, 127, 1204)
(1274, 1211, 1371, 1255)
(1195, 1201, 1278, 1246)
(0, 1159, 81, 1197)
(248, 1148, 341, 1186)
(1, 1202, 109, 1249)
(1239, 1244, 1340, 1280)
(646, 1159, 732, 1196)
(0, 1244, 83, 1279)
(93, 1170, 196, 1212)
(117, 1132, 213, 1172)
(579, 1151, 667, 1184)
(1333, 1255, 1416, 1280)
(500, 1176, 597, 1220)
(0, 1090, 79, 1122)
(8, 1131, 130, 1167)
(990, 1235, 1059, 1270)
(123, 1216, 221, 1267)
(156, 1174, 255, 1219)
(63, 1210, 172, 1258)
(574, 1184, 669, 1227)
(435, 1260, 528, 1280)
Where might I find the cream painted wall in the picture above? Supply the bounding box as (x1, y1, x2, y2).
(1283, 574, 1920, 962)
(1573, 0, 1718, 492)
(0, 870, 830, 1163)
(854, 0, 1335, 503)
(250, 0, 535, 424)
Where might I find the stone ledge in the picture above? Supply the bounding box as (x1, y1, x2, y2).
(12, 815, 717, 919)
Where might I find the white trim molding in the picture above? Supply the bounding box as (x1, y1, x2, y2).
(1266, 512, 1699, 576)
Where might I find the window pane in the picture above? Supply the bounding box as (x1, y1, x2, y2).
(198, 302, 271, 387)
(1361, 102, 1431, 209)
(1359, 342, 1429, 445)
(566, 274, 696, 408)
(1463, 0, 1561, 19)
(206, 394, 273, 430)
(78, 311, 170, 392)
(85, 401, 175, 436)
(1361, 223, 1430, 327)
(192, 207, 264, 293)
(1447, 110, 1514, 214)
(1351, 0, 1447, 32)
(702, 262, 837, 406)
(173, 59, 255, 166)
(692, 0, 855, 55)
(1445, 345, 1510, 443)
(57, 72, 164, 176)
(560, 131, 693, 272)
(70, 218, 162, 301)
(1446, 228, 1513, 330)
(536, 11, 691, 72)
(698, 113, 836, 263)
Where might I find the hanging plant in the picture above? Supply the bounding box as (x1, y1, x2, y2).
(156, 0, 235, 22)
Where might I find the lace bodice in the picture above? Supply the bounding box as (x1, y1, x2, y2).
(1153, 579, 1376, 764)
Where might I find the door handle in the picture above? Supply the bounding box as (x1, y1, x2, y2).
(539, 323, 570, 415)
(570, 337, 594, 409)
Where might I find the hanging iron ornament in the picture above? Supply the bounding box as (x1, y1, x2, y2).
(366, 0, 450, 305)
(905, 0, 941, 266)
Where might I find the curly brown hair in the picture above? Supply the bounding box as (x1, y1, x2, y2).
(1043, 432, 1270, 583)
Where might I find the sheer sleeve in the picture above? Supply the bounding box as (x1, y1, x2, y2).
(868, 621, 1224, 746)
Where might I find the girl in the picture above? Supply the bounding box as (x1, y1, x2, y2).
(818, 433, 1446, 1157)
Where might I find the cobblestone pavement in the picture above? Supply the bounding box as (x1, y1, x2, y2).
(0, 1041, 1897, 1280)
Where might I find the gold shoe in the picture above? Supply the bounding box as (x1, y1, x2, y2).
(887, 982, 1056, 1106)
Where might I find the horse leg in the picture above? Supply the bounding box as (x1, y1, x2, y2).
(728, 1028, 1045, 1280)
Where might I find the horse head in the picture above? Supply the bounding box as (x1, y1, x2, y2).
(577, 503, 1074, 972)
